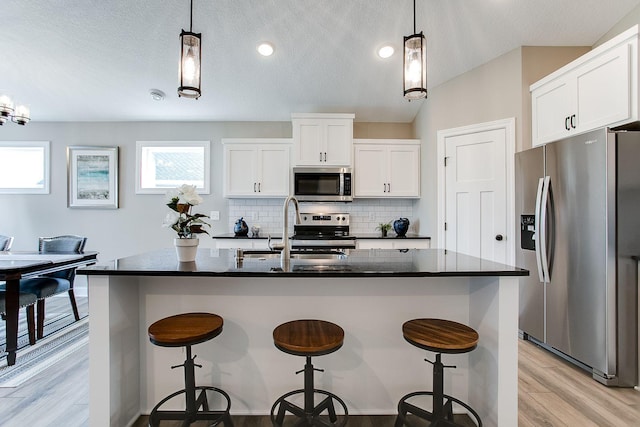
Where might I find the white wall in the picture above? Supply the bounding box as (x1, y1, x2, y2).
(0, 121, 412, 263)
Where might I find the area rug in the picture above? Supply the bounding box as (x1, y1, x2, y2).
(0, 317, 88, 387)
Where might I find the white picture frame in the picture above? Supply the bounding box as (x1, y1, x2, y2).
(0, 141, 50, 194)
(135, 141, 211, 194)
(67, 146, 119, 209)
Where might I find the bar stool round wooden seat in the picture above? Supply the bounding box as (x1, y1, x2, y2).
(271, 319, 348, 427)
(147, 312, 233, 427)
(395, 318, 482, 427)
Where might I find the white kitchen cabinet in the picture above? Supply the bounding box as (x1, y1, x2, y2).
(356, 239, 431, 250)
(213, 239, 270, 250)
(292, 113, 354, 166)
(223, 138, 291, 198)
(354, 139, 420, 198)
(531, 25, 638, 147)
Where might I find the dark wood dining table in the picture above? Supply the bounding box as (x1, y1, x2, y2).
(0, 251, 98, 365)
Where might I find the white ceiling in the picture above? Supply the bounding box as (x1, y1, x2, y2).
(2, 0, 640, 123)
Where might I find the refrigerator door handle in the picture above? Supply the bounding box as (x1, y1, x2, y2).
(534, 177, 546, 282)
(539, 176, 551, 282)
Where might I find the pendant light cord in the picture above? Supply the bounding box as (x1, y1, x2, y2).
(189, 0, 194, 32)
(413, 0, 416, 34)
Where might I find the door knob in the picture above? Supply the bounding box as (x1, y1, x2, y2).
(495, 234, 504, 241)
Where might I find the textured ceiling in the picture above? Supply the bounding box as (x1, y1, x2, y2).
(2, 0, 639, 123)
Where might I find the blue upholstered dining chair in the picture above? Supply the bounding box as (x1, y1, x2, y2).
(18, 235, 87, 339)
(0, 235, 14, 251)
(0, 236, 37, 345)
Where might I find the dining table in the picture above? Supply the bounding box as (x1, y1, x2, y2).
(0, 251, 98, 365)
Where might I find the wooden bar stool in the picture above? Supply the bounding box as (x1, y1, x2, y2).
(147, 312, 233, 427)
(271, 319, 348, 427)
(395, 318, 482, 427)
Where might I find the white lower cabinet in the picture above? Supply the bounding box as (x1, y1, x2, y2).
(223, 139, 291, 197)
(356, 239, 431, 250)
(213, 239, 270, 250)
(354, 139, 420, 198)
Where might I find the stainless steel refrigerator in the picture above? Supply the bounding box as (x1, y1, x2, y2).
(516, 127, 639, 386)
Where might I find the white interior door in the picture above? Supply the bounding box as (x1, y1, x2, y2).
(438, 119, 515, 264)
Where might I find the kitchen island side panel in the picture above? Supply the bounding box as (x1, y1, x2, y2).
(88, 273, 518, 427)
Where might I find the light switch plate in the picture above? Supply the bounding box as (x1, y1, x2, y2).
(210, 211, 220, 221)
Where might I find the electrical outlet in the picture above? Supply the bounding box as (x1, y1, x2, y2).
(210, 211, 220, 221)
(368, 212, 375, 221)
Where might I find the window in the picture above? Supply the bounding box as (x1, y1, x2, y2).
(0, 141, 50, 194)
(135, 141, 210, 194)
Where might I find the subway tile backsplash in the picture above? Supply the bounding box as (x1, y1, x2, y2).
(228, 199, 414, 236)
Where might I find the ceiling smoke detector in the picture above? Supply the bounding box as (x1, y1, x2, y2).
(149, 89, 166, 101)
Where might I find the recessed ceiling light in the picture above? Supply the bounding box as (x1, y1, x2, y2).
(149, 89, 166, 101)
(257, 42, 274, 57)
(378, 45, 395, 59)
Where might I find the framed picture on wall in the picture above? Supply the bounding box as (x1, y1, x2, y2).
(67, 146, 119, 209)
(0, 141, 50, 194)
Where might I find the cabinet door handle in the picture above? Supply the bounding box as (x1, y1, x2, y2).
(387, 183, 391, 193)
(565, 116, 571, 131)
(324, 152, 327, 162)
(570, 114, 576, 129)
(253, 183, 257, 192)
(383, 183, 387, 192)
(319, 152, 323, 162)
(258, 183, 261, 192)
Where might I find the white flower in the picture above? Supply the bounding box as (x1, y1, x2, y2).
(177, 184, 202, 205)
(162, 211, 180, 227)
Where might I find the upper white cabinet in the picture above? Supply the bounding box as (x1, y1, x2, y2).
(354, 139, 420, 198)
(223, 138, 291, 198)
(531, 25, 638, 147)
(292, 113, 354, 166)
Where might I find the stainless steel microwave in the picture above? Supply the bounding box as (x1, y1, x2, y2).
(292, 167, 353, 202)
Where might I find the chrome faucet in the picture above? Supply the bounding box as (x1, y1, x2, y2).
(269, 195, 302, 270)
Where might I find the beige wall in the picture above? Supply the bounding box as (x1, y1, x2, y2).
(412, 45, 589, 246)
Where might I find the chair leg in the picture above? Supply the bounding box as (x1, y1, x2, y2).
(68, 289, 80, 321)
(36, 299, 45, 339)
(26, 305, 36, 345)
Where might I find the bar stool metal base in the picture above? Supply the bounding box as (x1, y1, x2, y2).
(148, 344, 233, 427)
(270, 356, 348, 427)
(149, 385, 233, 426)
(395, 354, 482, 427)
(395, 391, 482, 427)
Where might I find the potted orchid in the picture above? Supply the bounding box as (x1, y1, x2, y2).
(163, 184, 210, 262)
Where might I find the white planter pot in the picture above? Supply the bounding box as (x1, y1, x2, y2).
(174, 238, 199, 262)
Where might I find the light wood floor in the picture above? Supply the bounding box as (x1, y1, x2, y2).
(1, 301, 640, 426)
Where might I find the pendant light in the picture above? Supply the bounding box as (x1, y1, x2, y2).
(178, 0, 202, 99)
(403, 0, 427, 100)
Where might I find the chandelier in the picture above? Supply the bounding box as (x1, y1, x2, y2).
(0, 95, 30, 125)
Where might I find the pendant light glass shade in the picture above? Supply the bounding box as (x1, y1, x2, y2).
(403, 32, 427, 100)
(12, 104, 31, 125)
(0, 94, 15, 125)
(403, 0, 427, 100)
(178, 30, 202, 99)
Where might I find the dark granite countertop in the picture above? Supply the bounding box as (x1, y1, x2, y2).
(78, 248, 527, 278)
(211, 233, 430, 240)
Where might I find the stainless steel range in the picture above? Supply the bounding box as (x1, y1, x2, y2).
(292, 213, 356, 250)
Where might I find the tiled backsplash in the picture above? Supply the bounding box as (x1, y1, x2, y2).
(228, 199, 414, 236)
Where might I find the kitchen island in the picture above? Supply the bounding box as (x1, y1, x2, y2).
(78, 248, 527, 427)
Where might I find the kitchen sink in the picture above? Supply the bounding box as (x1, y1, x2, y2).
(238, 249, 348, 260)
